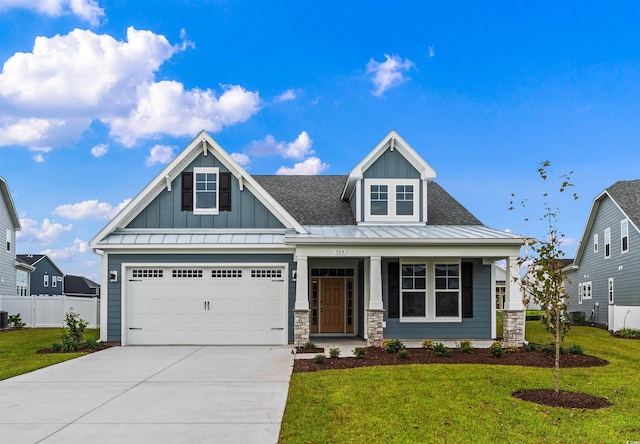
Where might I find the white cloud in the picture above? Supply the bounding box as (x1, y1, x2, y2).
(230, 152, 250, 166)
(145, 144, 175, 166)
(0, 0, 105, 26)
(427, 45, 435, 58)
(54, 198, 131, 220)
(107, 81, 261, 146)
(17, 217, 73, 244)
(248, 131, 313, 160)
(274, 89, 297, 102)
(276, 156, 329, 175)
(33, 153, 45, 163)
(90, 143, 108, 157)
(41, 238, 91, 263)
(366, 54, 415, 96)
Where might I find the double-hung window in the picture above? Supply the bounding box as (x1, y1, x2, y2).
(44, 275, 49, 287)
(400, 261, 461, 321)
(193, 167, 219, 215)
(5, 228, 11, 252)
(621, 219, 629, 254)
(365, 179, 419, 222)
(401, 263, 426, 317)
(604, 227, 611, 259)
(593, 233, 598, 253)
(435, 264, 460, 317)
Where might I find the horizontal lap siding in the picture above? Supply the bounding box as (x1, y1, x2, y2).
(383, 258, 492, 339)
(107, 253, 295, 343)
(0, 197, 16, 296)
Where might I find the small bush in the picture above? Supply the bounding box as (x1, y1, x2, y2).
(353, 347, 367, 359)
(398, 349, 412, 359)
(329, 346, 341, 358)
(489, 341, 505, 357)
(85, 338, 100, 350)
(566, 344, 584, 355)
(303, 341, 316, 349)
(8, 314, 25, 328)
(433, 342, 452, 357)
(618, 328, 640, 339)
(541, 343, 562, 356)
(314, 353, 326, 364)
(51, 342, 63, 352)
(421, 339, 434, 350)
(458, 339, 473, 354)
(381, 338, 405, 353)
(61, 336, 79, 352)
(524, 342, 540, 352)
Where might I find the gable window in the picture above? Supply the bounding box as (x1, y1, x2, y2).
(593, 233, 598, 253)
(193, 167, 219, 214)
(52, 277, 57, 288)
(608, 278, 614, 304)
(621, 219, 629, 254)
(365, 179, 419, 222)
(5, 228, 10, 252)
(604, 227, 611, 259)
(44, 274, 49, 287)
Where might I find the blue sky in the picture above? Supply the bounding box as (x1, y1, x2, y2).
(2, 1, 640, 282)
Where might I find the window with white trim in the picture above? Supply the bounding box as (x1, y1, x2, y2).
(401, 263, 426, 317)
(52, 276, 57, 288)
(579, 281, 592, 302)
(16, 270, 28, 296)
(621, 219, 629, 254)
(5, 228, 11, 252)
(435, 264, 460, 317)
(604, 227, 611, 259)
(593, 233, 598, 253)
(193, 167, 219, 215)
(608, 278, 614, 304)
(400, 261, 461, 321)
(365, 179, 419, 222)
(44, 274, 49, 287)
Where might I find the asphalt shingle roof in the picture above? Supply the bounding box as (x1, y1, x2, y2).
(253, 175, 482, 226)
(607, 180, 640, 228)
(16, 254, 45, 266)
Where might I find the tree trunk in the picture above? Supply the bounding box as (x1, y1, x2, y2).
(555, 307, 560, 393)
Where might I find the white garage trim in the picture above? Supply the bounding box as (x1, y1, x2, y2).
(120, 262, 288, 346)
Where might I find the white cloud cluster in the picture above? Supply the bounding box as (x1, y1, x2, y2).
(145, 144, 175, 166)
(17, 217, 73, 244)
(248, 131, 314, 160)
(0, 0, 105, 26)
(230, 152, 250, 166)
(41, 238, 92, 263)
(275, 157, 329, 175)
(91, 143, 108, 157)
(274, 89, 297, 103)
(54, 198, 131, 220)
(366, 54, 415, 96)
(0, 27, 261, 151)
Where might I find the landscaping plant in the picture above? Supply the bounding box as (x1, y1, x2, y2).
(54, 309, 89, 352)
(329, 346, 341, 358)
(8, 314, 25, 328)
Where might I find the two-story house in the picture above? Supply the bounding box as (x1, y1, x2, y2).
(0, 176, 21, 297)
(90, 130, 526, 347)
(566, 180, 640, 331)
(15, 254, 65, 296)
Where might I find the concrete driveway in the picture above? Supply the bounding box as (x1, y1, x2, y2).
(0, 346, 294, 444)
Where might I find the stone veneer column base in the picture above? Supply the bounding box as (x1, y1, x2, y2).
(366, 309, 385, 347)
(502, 310, 525, 347)
(293, 309, 311, 347)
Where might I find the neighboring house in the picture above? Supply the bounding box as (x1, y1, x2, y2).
(15, 254, 64, 296)
(520, 259, 574, 312)
(90, 130, 526, 347)
(64, 275, 100, 298)
(15, 256, 34, 296)
(0, 176, 21, 297)
(566, 180, 640, 331)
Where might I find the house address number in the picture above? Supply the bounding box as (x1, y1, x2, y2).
(335, 249, 348, 255)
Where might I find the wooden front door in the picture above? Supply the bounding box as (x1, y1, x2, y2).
(320, 278, 344, 333)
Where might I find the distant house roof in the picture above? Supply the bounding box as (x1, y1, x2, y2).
(64, 275, 100, 297)
(0, 176, 21, 230)
(254, 175, 482, 226)
(16, 254, 65, 275)
(606, 180, 640, 228)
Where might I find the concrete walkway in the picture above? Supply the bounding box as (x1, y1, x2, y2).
(0, 346, 294, 444)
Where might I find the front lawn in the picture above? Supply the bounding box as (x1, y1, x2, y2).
(0, 328, 100, 380)
(279, 322, 640, 443)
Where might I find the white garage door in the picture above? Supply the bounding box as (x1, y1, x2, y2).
(126, 265, 287, 345)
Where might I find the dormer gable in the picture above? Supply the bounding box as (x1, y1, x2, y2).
(341, 130, 437, 224)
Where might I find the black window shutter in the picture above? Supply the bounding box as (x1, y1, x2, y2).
(388, 261, 400, 318)
(462, 262, 473, 318)
(181, 172, 193, 211)
(219, 172, 231, 211)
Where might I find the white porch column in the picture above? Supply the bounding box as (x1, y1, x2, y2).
(294, 256, 309, 310)
(503, 256, 525, 347)
(368, 256, 383, 310)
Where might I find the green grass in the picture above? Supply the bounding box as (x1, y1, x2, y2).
(279, 322, 640, 443)
(0, 328, 99, 380)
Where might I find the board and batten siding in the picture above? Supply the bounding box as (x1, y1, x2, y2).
(383, 258, 492, 339)
(0, 196, 16, 296)
(127, 154, 285, 230)
(567, 196, 640, 324)
(106, 253, 296, 343)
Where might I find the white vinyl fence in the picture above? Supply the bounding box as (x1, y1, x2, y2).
(0, 295, 100, 328)
(609, 305, 640, 332)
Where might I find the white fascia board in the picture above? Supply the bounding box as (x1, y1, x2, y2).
(94, 245, 295, 254)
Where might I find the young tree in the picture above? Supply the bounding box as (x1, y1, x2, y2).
(509, 160, 578, 393)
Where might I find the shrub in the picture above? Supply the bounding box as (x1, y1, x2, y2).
(329, 346, 341, 358)
(421, 339, 434, 350)
(353, 347, 367, 359)
(566, 344, 584, 355)
(303, 341, 316, 349)
(398, 349, 412, 359)
(489, 341, 505, 357)
(524, 342, 540, 352)
(85, 338, 100, 350)
(51, 342, 63, 352)
(53, 309, 89, 352)
(8, 314, 25, 328)
(433, 342, 452, 357)
(314, 354, 326, 364)
(618, 328, 640, 339)
(381, 338, 405, 353)
(505, 345, 518, 354)
(61, 336, 79, 352)
(458, 339, 473, 354)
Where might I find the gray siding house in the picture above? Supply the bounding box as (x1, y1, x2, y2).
(91, 131, 526, 347)
(565, 180, 640, 331)
(16, 255, 65, 296)
(0, 177, 20, 297)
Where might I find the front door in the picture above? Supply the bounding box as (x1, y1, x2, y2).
(320, 278, 344, 333)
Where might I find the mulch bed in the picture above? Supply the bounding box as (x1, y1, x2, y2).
(294, 347, 611, 410)
(37, 343, 113, 354)
(294, 347, 325, 354)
